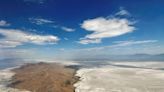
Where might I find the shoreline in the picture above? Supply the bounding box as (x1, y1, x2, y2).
(1, 61, 164, 92)
(2, 62, 80, 92)
(0, 66, 30, 92)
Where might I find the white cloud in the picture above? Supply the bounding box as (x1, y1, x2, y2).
(0, 20, 10, 27)
(78, 8, 135, 44)
(61, 26, 75, 32)
(78, 38, 101, 44)
(29, 18, 76, 33)
(0, 29, 59, 48)
(112, 40, 158, 47)
(29, 18, 54, 25)
(79, 17, 135, 44)
(115, 7, 130, 16)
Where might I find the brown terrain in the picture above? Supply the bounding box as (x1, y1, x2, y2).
(9, 62, 78, 92)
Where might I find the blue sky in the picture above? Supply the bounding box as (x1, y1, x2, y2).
(0, 0, 164, 60)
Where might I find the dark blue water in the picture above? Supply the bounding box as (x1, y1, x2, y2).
(0, 58, 25, 70)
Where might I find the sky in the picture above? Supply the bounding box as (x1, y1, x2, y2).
(0, 0, 164, 61)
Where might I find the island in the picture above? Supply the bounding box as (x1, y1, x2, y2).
(9, 62, 79, 92)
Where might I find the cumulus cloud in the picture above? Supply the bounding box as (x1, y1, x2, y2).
(29, 18, 54, 25)
(0, 20, 10, 27)
(61, 27, 75, 32)
(0, 29, 59, 48)
(79, 17, 135, 44)
(78, 8, 135, 44)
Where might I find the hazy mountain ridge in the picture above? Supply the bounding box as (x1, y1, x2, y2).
(73, 53, 164, 61)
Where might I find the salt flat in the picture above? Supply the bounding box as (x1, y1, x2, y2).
(74, 61, 164, 92)
(0, 68, 30, 92)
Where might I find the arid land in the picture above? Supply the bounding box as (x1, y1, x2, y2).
(9, 62, 79, 92)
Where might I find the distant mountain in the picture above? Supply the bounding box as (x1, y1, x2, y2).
(0, 58, 29, 69)
(74, 53, 164, 61)
(155, 54, 164, 57)
(126, 53, 164, 61)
